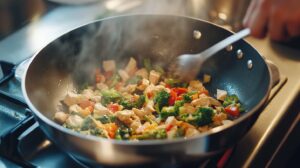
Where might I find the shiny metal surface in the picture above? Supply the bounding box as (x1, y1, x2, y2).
(22, 15, 274, 166)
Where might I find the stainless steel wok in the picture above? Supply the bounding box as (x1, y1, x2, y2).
(22, 14, 278, 167)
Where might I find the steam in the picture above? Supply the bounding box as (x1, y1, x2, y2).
(28, 1, 211, 113)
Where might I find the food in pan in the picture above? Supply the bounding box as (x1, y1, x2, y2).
(54, 57, 244, 140)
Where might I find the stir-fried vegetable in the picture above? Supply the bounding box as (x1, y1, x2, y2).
(101, 89, 122, 105)
(154, 90, 170, 112)
(55, 57, 244, 140)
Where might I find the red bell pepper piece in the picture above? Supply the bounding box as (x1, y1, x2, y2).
(224, 106, 240, 117)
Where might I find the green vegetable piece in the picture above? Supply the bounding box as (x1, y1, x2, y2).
(81, 116, 96, 131)
(120, 99, 135, 109)
(174, 100, 185, 115)
(96, 115, 116, 124)
(101, 89, 122, 105)
(153, 65, 165, 74)
(115, 126, 131, 140)
(165, 78, 188, 88)
(182, 94, 192, 103)
(107, 73, 121, 88)
(197, 107, 214, 126)
(223, 94, 239, 107)
(154, 90, 170, 112)
(135, 95, 145, 108)
(144, 115, 156, 124)
(90, 127, 108, 138)
(136, 128, 167, 140)
(126, 75, 142, 85)
(174, 127, 185, 138)
(178, 107, 214, 126)
(160, 106, 177, 120)
(120, 95, 145, 110)
(143, 58, 152, 72)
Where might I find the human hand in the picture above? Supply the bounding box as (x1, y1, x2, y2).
(243, 0, 300, 41)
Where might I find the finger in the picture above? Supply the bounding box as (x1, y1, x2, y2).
(286, 23, 300, 37)
(247, 0, 270, 38)
(243, 0, 258, 27)
(268, 7, 287, 41)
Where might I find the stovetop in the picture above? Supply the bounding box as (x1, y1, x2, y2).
(0, 0, 299, 168)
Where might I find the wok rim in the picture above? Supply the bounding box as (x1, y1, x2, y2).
(21, 14, 272, 146)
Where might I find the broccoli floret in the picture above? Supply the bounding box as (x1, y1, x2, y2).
(223, 94, 239, 107)
(197, 107, 214, 126)
(135, 128, 167, 140)
(178, 107, 214, 126)
(160, 106, 177, 120)
(126, 75, 142, 85)
(101, 89, 122, 105)
(164, 78, 188, 88)
(120, 99, 135, 109)
(90, 127, 108, 138)
(107, 73, 121, 88)
(154, 90, 170, 112)
(95, 115, 116, 124)
(81, 116, 96, 131)
(120, 95, 145, 109)
(182, 94, 192, 103)
(115, 126, 131, 140)
(135, 95, 145, 108)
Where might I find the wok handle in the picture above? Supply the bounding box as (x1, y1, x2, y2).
(265, 59, 280, 88)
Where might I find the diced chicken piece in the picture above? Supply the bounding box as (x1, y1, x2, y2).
(96, 83, 108, 90)
(188, 80, 204, 91)
(149, 70, 160, 85)
(54, 112, 69, 124)
(132, 108, 150, 118)
(63, 92, 88, 106)
(185, 127, 200, 137)
(136, 122, 151, 134)
(203, 74, 211, 83)
(222, 120, 233, 125)
(213, 113, 227, 125)
(208, 97, 222, 106)
(159, 81, 166, 86)
(144, 100, 155, 114)
(81, 89, 94, 99)
(96, 73, 106, 83)
(137, 78, 150, 91)
(65, 115, 83, 128)
(135, 68, 148, 79)
(102, 60, 116, 72)
(198, 125, 209, 132)
(115, 110, 135, 125)
(180, 104, 196, 114)
(167, 126, 178, 139)
(90, 95, 102, 103)
(122, 84, 137, 93)
(191, 96, 210, 107)
(165, 116, 178, 126)
(130, 119, 142, 130)
(69, 104, 83, 114)
(216, 89, 227, 101)
(80, 107, 93, 117)
(118, 69, 130, 82)
(93, 103, 112, 116)
(125, 57, 137, 75)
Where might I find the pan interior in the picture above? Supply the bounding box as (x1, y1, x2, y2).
(25, 15, 270, 122)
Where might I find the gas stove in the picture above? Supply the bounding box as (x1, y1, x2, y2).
(0, 0, 299, 168)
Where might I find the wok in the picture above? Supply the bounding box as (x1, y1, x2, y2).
(22, 15, 278, 167)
